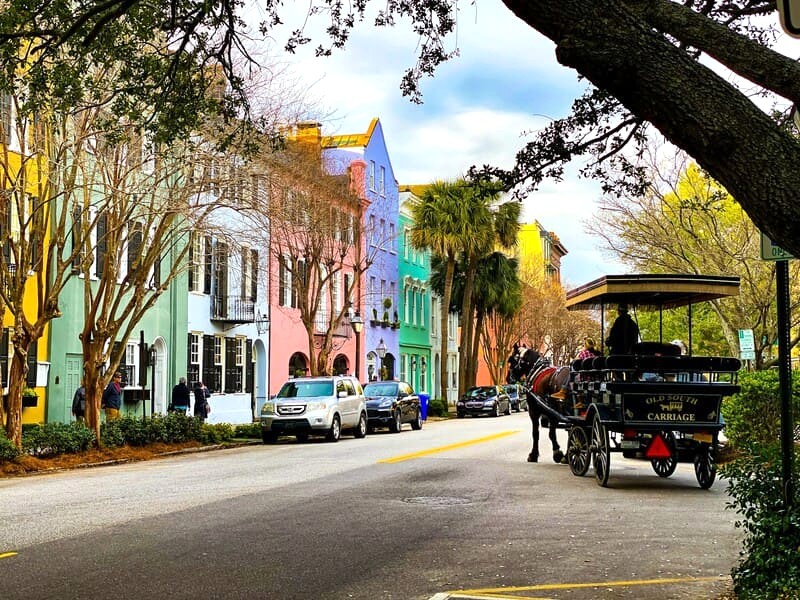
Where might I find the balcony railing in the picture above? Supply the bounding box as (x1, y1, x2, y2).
(211, 295, 256, 323)
(313, 311, 353, 338)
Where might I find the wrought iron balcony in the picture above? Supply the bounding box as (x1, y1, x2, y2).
(211, 295, 256, 323)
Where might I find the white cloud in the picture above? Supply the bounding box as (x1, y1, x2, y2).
(248, 1, 625, 286)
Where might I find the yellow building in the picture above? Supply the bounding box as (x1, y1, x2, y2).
(1, 92, 49, 425)
(516, 220, 567, 285)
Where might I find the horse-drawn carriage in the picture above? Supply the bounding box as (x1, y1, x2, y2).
(508, 274, 742, 489)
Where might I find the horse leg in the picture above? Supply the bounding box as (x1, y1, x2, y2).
(549, 422, 565, 463)
(527, 404, 540, 462)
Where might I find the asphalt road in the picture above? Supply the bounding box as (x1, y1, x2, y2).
(0, 412, 739, 599)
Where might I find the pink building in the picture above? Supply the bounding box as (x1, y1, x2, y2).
(266, 126, 369, 395)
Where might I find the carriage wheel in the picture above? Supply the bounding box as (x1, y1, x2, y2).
(694, 445, 717, 489)
(591, 414, 610, 487)
(567, 426, 591, 477)
(650, 431, 677, 478)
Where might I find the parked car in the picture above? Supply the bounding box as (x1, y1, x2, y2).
(456, 385, 511, 418)
(260, 375, 368, 443)
(504, 383, 527, 412)
(363, 380, 423, 433)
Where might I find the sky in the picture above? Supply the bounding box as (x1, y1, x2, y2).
(245, 1, 633, 287)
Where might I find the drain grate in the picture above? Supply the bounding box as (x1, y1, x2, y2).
(402, 496, 473, 507)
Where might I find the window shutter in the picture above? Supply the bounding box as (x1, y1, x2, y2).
(127, 221, 143, 278)
(245, 339, 253, 393)
(71, 206, 82, 272)
(250, 249, 258, 302)
(188, 232, 195, 291)
(203, 236, 212, 294)
(25, 339, 37, 387)
(224, 337, 237, 393)
(0, 328, 8, 387)
(202, 335, 215, 390)
(278, 256, 286, 307)
(96, 212, 107, 277)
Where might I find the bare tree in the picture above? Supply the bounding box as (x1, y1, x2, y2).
(244, 139, 385, 376)
(587, 145, 800, 367)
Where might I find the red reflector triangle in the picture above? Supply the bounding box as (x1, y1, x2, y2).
(645, 434, 673, 459)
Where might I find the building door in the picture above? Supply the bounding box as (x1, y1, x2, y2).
(64, 353, 83, 423)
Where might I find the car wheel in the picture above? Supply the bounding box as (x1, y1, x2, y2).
(389, 410, 402, 433)
(492, 403, 500, 418)
(411, 409, 423, 430)
(326, 415, 341, 442)
(504, 402, 511, 416)
(295, 432, 309, 443)
(262, 430, 278, 444)
(354, 412, 367, 438)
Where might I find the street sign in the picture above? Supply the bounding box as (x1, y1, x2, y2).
(761, 233, 794, 261)
(779, 0, 800, 37)
(738, 329, 756, 361)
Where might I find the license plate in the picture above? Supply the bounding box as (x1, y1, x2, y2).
(621, 440, 639, 449)
(693, 432, 712, 444)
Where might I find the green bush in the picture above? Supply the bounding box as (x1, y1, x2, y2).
(100, 418, 126, 448)
(22, 422, 96, 457)
(426, 397, 449, 417)
(234, 422, 261, 439)
(0, 435, 20, 461)
(721, 442, 800, 599)
(199, 422, 235, 445)
(722, 370, 800, 449)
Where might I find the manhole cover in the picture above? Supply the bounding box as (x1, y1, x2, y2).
(402, 496, 473, 507)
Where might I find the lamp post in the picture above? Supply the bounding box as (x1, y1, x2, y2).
(376, 338, 387, 379)
(350, 311, 363, 381)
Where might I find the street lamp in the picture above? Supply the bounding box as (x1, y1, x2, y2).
(349, 311, 363, 381)
(376, 338, 387, 379)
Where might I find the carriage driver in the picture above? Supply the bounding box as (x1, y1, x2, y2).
(605, 304, 639, 355)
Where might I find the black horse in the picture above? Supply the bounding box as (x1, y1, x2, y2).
(506, 347, 564, 464)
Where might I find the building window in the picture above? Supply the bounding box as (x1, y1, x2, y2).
(389, 224, 395, 253)
(369, 160, 375, 191)
(190, 334, 200, 365)
(403, 228, 409, 260)
(379, 166, 385, 195)
(214, 336, 223, 365)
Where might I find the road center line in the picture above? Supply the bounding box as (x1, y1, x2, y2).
(0, 552, 18, 560)
(452, 575, 726, 594)
(378, 430, 520, 463)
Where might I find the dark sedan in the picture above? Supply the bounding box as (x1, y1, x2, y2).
(456, 385, 511, 418)
(363, 380, 423, 433)
(504, 383, 527, 412)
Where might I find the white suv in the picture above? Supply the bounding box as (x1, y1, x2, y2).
(260, 376, 368, 443)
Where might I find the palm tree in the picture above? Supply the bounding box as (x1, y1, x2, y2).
(472, 252, 522, 385)
(457, 183, 521, 394)
(409, 180, 470, 408)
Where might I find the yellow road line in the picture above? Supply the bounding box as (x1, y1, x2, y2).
(378, 431, 520, 463)
(453, 575, 725, 594)
(0, 552, 18, 560)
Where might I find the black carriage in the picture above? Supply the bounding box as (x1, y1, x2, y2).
(530, 274, 741, 489)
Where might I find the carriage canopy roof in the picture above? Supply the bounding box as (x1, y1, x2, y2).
(565, 274, 740, 311)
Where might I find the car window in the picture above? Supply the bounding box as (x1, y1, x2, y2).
(336, 381, 347, 396)
(400, 383, 412, 396)
(277, 381, 334, 398)
(364, 383, 398, 396)
(343, 379, 356, 395)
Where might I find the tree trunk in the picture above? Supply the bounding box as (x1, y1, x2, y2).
(458, 254, 478, 397)
(439, 257, 455, 408)
(502, 0, 800, 258)
(5, 349, 29, 449)
(470, 308, 484, 386)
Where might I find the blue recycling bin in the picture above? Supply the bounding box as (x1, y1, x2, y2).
(418, 393, 429, 421)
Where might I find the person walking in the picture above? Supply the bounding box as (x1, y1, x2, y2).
(101, 372, 123, 421)
(193, 380, 210, 421)
(71, 382, 86, 422)
(170, 376, 191, 414)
